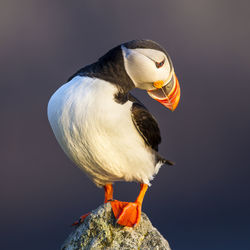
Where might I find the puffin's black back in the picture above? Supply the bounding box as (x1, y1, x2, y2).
(68, 44, 133, 103)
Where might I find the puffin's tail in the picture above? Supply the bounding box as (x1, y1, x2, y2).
(162, 158, 175, 166)
(156, 152, 175, 166)
(153, 153, 175, 177)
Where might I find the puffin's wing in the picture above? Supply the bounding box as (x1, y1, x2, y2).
(129, 94, 174, 166)
(129, 94, 161, 151)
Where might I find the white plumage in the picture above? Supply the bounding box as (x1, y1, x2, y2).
(48, 76, 161, 186)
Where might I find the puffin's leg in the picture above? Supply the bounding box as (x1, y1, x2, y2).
(104, 183, 113, 203)
(72, 184, 114, 226)
(111, 183, 148, 227)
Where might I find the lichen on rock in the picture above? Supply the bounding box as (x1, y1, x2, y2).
(61, 203, 171, 250)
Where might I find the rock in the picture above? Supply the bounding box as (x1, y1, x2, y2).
(61, 203, 171, 250)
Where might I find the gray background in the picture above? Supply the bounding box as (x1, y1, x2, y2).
(1, 0, 250, 249)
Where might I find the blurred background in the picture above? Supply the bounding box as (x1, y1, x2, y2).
(1, 0, 250, 249)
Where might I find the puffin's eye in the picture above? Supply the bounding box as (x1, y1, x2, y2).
(155, 58, 165, 68)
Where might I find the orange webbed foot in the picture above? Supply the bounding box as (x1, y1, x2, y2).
(111, 200, 142, 227)
(72, 212, 91, 226)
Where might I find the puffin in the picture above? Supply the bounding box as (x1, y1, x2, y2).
(47, 39, 180, 227)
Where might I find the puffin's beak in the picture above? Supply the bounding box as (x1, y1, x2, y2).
(147, 73, 180, 111)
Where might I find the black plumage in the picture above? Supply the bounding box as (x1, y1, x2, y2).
(68, 45, 134, 104)
(129, 94, 174, 166)
(130, 98, 161, 151)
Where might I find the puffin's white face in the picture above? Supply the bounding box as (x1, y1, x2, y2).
(122, 45, 180, 111)
(122, 46, 173, 90)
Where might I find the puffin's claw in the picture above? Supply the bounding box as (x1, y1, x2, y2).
(71, 212, 91, 226)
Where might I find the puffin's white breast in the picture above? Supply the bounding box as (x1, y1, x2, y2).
(47, 76, 157, 186)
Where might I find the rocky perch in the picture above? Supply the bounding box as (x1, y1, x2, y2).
(61, 203, 171, 250)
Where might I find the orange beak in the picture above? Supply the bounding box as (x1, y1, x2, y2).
(147, 73, 180, 111)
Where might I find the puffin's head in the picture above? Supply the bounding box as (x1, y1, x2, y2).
(121, 40, 180, 111)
